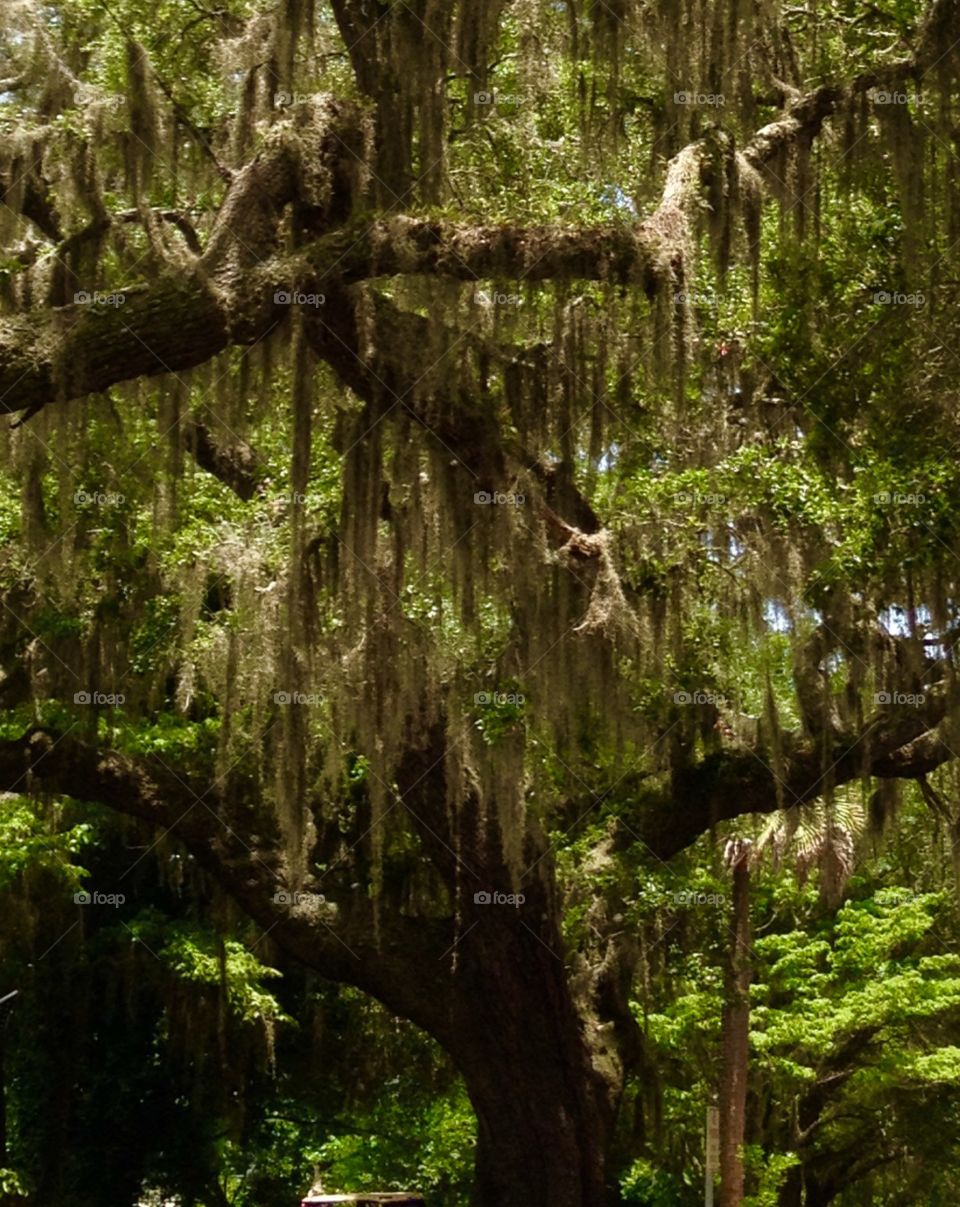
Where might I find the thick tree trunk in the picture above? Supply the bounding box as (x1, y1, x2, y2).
(469, 1080, 608, 1207)
(447, 929, 615, 1207)
(386, 736, 620, 1206)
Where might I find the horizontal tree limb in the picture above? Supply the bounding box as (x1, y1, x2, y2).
(0, 727, 459, 1038)
(632, 702, 955, 860)
(0, 77, 858, 421)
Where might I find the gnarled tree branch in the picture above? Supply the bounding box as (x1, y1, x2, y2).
(628, 689, 955, 859)
(0, 81, 859, 422)
(0, 726, 460, 1041)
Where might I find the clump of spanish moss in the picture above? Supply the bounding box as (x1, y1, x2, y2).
(124, 41, 164, 196)
(1, 0, 959, 937)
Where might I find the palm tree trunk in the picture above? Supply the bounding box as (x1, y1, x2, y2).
(720, 840, 753, 1206)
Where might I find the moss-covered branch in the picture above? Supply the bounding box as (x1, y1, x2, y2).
(630, 700, 955, 860)
(0, 727, 460, 1040)
(0, 74, 869, 422)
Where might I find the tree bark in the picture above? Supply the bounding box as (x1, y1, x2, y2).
(389, 731, 620, 1206)
(462, 1021, 610, 1204)
(720, 841, 752, 1207)
(445, 912, 615, 1207)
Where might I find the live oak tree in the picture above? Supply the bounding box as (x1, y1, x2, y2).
(2, 0, 960, 1202)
